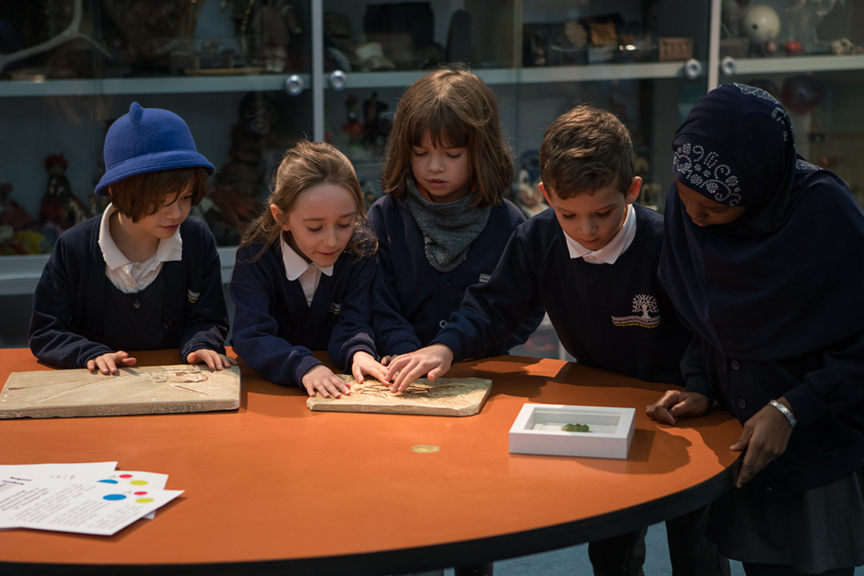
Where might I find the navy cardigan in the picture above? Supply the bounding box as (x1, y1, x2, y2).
(229, 241, 377, 387)
(434, 205, 693, 386)
(29, 216, 229, 368)
(368, 194, 544, 358)
(686, 334, 864, 497)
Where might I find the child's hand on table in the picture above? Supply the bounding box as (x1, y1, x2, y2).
(385, 344, 454, 393)
(730, 397, 794, 488)
(645, 390, 710, 425)
(187, 349, 238, 371)
(648, 390, 795, 489)
(87, 351, 137, 374)
(302, 365, 351, 399)
(350, 351, 388, 384)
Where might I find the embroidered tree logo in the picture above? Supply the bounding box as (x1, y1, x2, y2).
(612, 293, 661, 328)
(632, 294, 659, 319)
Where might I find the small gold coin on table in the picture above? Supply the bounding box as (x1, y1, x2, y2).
(411, 445, 440, 453)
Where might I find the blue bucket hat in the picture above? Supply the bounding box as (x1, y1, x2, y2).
(95, 102, 215, 196)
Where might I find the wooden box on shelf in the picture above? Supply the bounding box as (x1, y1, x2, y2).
(658, 37, 693, 61)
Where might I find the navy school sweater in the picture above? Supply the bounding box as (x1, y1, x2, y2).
(229, 241, 377, 387)
(29, 216, 229, 368)
(685, 334, 864, 497)
(368, 194, 545, 358)
(434, 204, 693, 385)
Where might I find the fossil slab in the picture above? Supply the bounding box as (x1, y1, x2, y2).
(0, 365, 241, 419)
(306, 376, 492, 416)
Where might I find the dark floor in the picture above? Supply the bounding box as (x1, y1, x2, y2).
(468, 522, 727, 574)
(444, 522, 864, 575)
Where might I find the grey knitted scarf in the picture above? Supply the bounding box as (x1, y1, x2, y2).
(405, 175, 491, 272)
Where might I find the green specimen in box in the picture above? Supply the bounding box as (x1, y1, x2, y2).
(562, 423, 590, 432)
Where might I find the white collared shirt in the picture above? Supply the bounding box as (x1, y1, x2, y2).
(565, 204, 636, 265)
(280, 233, 334, 305)
(98, 203, 183, 294)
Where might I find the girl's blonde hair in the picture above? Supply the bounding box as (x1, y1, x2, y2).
(240, 140, 376, 260)
(380, 67, 513, 208)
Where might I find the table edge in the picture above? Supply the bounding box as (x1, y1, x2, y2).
(0, 458, 739, 575)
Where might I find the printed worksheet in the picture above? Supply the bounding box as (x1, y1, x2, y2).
(0, 462, 118, 482)
(89, 470, 170, 520)
(0, 462, 118, 529)
(0, 477, 182, 536)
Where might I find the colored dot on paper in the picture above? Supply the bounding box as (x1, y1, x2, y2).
(119, 474, 133, 478)
(134, 491, 148, 495)
(130, 480, 148, 485)
(98, 479, 118, 484)
(135, 498, 154, 504)
(103, 494, 126, 501)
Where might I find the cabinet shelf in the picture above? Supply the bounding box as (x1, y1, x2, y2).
(518, 61, 701, 83)
(334, 61, 700, 90)
(728, 54, 864, 76)
(0, 74, 311, 98)
(0, 59, 706, 99)
(332, 68, 519, 89)
(0, 255, 48, 297)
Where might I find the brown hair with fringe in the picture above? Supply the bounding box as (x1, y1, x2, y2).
(108, 167, 208, 222)
(380, 67, 513, 208)
(239, 140, 377, 261)
(539, 103, 634, 200)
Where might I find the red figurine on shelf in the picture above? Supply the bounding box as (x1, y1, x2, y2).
(40, 154, 90, 235)
(0, 182, 42, 255)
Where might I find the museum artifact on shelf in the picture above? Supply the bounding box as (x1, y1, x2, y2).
(509, 404, 636, 459)
(741, 5, 781, 56)
(0, 182, 40, 255)
(658, 37, 693, 61)
(40, 153, 90, 239)
(522, 11, 665, 67)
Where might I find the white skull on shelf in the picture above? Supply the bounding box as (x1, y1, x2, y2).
(741, 5, 781, 43)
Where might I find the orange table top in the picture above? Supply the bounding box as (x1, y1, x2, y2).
(0, 348, 742, 575)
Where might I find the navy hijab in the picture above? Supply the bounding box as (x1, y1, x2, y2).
(660, 83, 864, 361)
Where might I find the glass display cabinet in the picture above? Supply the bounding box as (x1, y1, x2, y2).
(1, 0, 862, 350)
(714, 0, 864, 206)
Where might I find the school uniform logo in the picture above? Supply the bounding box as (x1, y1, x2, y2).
(329, 302, 342, 315)
(187, 290, 200, 304)
(611, 294, 661, 328)
(479, 274, 491, 284)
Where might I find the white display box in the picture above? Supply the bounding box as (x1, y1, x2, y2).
(508, 404, 636, 459)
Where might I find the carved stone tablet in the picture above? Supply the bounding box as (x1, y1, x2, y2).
(0, 365, 241, 419)
(306, 376, 492, 416)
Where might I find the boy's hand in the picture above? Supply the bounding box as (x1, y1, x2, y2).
(385, 344, 454, 393)
(351, 351, 388, 384)
(302, 365, 351, 399)
(87, 351, 137, 375)
(730, 398, 794, 488)
(646, 390, 710, 425)
(186, 349, 238, 371)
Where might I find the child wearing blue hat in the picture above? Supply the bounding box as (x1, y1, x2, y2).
(29, 102, 235, 374)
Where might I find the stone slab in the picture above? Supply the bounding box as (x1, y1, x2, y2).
(0, 365, 241, 419)
(306, 376, 492, 416)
